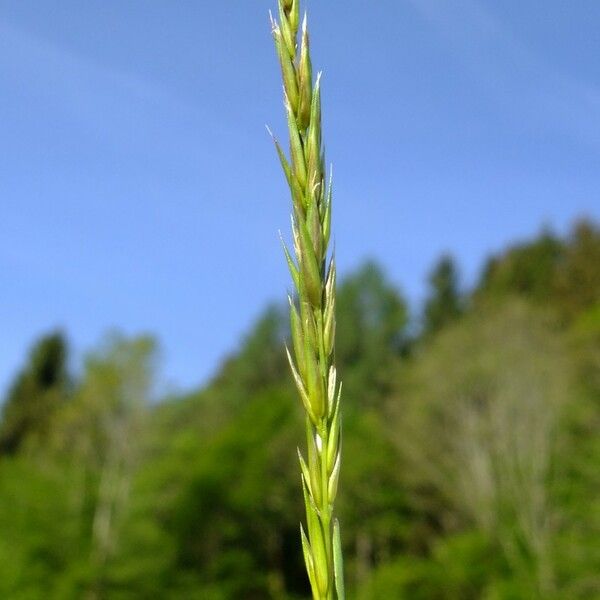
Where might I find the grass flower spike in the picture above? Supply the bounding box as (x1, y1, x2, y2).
(270, 1, 345, 598)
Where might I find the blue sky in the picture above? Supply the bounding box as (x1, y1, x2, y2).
(1, 0, 599, 395)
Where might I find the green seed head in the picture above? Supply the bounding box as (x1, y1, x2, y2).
(271, 0, 344, 596)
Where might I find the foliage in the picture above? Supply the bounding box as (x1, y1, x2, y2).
(0, 331, 69, 454)
(422, 254, 464, 336)
(336, 262, 408, 409)
(0, 219, 598, 598)
(476, 219, 600, 323)
(477, 228, 562, 303)
(391, 300, 572, 596)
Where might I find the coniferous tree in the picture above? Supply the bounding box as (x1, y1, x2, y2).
(0, 331, 69, 454)
(336, 262, 409, 407)
(555, 220, 600, 320)
(423, 254, 464, 336)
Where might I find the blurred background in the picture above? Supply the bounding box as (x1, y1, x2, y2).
(1, 1, 599, 598)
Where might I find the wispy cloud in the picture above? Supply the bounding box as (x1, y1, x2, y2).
(406, 0, 600, 148)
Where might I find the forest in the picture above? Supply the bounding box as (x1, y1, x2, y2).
(1, 219, 598, 599)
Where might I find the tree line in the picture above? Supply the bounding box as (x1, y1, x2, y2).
(1, 219, 598, 598)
